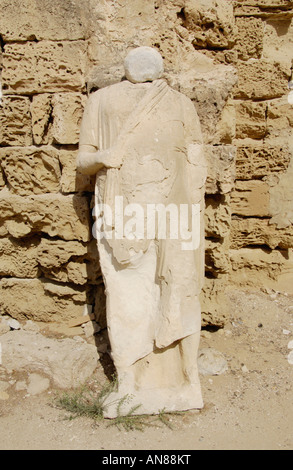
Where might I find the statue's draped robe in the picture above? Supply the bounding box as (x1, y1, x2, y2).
(79, 79, 206, 370)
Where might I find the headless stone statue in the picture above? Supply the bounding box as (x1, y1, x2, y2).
(77, 46, 207, 417)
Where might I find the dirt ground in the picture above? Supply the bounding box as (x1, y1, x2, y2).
(0, 287, 292, 451)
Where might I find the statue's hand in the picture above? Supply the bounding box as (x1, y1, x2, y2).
(98, 146, 123, 169)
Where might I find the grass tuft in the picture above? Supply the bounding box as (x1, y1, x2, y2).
(53, 379, 182, 432)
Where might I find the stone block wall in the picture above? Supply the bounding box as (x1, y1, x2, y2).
(0, 0, 97, 324)
(230, 0, 293, 296)
(0, 0, 292, 329)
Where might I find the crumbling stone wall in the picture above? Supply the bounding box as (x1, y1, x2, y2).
(0, 0, 98, 325)
(0, 0, 292, 329)
(230, 1, 293, 297)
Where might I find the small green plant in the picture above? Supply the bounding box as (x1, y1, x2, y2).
(54, 384, 104, 421)
(54, 379, 180, 431)
(157, 408, 174, 430)
(54, 377, 116, 421)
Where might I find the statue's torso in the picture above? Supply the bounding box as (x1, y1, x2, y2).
(96, 80, 189, 205)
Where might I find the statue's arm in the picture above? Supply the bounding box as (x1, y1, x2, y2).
(76, 91, 123, 175)
(77, 145, 105, 175)
(77, 144, 123, 175)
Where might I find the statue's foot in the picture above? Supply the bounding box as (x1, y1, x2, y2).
(102, 383, 203, 418)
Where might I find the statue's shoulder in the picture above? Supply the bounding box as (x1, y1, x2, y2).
(167, 86, 200, 125)
(93, 81, 130, 93)
(88, 81, 131, 100)
(176, 88, 193, 105)
(86, 88, 103, 106)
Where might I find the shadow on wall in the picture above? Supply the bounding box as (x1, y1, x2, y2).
(73, 166, 114, 380)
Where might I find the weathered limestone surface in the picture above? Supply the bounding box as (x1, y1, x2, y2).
(30, 93, 86, 146)
(262, 16, 293, 67)
(235, 16, 264, 60)
(0, 330, 98, 389)
(266, 97, 293, 143)
(235, 145, 291, 179)
(269, 159, 293, 229)
(168, 59, 237, 144)
(0, 278, 87, 322)
(234, 0, 293, 18)
(0, 96, 32, 146)
(231, 217, 293, 250)
(51, 93, 86, 145)
(37, 238, 101, 286)
(30, 94, 53, 145)
(234, 59, 290, 100)
(230, 247, 293, 294)
(0, 237, 96, 282)
(205, 195, 231, 239)
(231, 180, 271, 217)
(0, 0, 90, 41)
(0, 169, 5, 189)
(2, 41, 86, 94)
(0, 189, 91, 241)
(200, 278, 230, 328)
(0, 0, 292, 337)
(180, 0, 236, 50)
(205, 145, 236, 194)
(0, 238, 40, 278)
(0, 147, 61, 195)
(205, 238, 231, 275)
(59, 149, 95, 194)
(235, 101, 267, 139)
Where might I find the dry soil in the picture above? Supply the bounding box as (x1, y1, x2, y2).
(0, 287, 292, 451)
